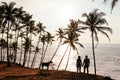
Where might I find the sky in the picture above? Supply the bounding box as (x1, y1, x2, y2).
(0, 0, 120, 44)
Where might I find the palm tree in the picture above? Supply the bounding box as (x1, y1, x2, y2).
(21, 13, 32, 38)
(11, 42, 19, 62)
(57, 20, 84, 70)
(31, 46, 41, 68)
(27, 21, 36, 67)
(50, 28, 65, 61)
(19, 32, 25, 64)
(0, 27, 5, 61)
(39, 34, 46, 68)
(42, 32, 54, 62)
(0, 5, 5, 61)
(93, 0, 119, 11)
(1, 2, 18, 66)
(79, 9, 112, 75)
(31, 22, 46, 68)
(65, 31, 84, 70)
(22, 37, 31, 66)
(12, 7, 26, 63)
(0, 39, 7, 61)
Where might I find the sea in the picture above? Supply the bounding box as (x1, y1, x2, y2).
(5, 44, 120, 80)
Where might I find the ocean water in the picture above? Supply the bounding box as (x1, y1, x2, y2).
(5, 44, 120, 80)
(34, 44, 120, 80)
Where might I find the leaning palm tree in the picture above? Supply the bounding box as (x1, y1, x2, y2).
(31, 22, 46, 68)
(64, 31, 84, 70)
(57, 19, 84, 70)
(42, 32, 54, 62)
(50, 28, 65, 61)
(79, 9, 112, 75)
(39, 34, 46, 68)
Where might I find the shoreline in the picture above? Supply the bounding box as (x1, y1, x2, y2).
(0, 62, 114, 80)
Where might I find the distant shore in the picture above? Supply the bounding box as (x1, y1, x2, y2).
(0, 62, 114, 80)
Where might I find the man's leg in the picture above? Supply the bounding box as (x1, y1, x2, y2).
(77, 67, 78, 73)
(87, 67, 89, 74)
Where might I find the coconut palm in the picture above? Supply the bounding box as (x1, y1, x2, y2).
(103, 0, 119, 11)
(12, 7, 26, 63)
(31, 22, 46, 68)
(50, 28, 65, 61)
(79, 9, 112, 75)
(93, 0, 119, 11)
(1, 2, 18, 66)
(27, 21, 36, 67)
(22, 37, 32, 67)
(39, 34, 47, 68)
(11, 41, 19, 62)
(19, 31, 25, 64)
(42, 32, 54, 62)
(0, 27, 5, 61)
(57, 20, 84, 70)
(31, 46, 41, 68)
(21, 13, 32, 38)
(0, 39, 7, 61)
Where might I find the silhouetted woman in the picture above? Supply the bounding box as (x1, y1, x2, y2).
(76, 56, 82, 73)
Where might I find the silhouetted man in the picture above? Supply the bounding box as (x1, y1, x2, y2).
(83, 55, 90, 74)
(76, 56, 82, 74)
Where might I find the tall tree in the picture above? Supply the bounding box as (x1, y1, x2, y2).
(1, 2, 18, 66)
(42, 32, 54, 62)
(79, 9, 112, 75)
(31, 22, 46, 68)
(22, 37, 31, 66)
(50, 28, 65, 61)
(57, 20, 84, 70)
(27, 21, 35, 67)
(13, 7, 26, 63)
(39, 34, 46, 68)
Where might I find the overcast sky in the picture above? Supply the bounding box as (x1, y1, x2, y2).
(0, 0, 120, 44)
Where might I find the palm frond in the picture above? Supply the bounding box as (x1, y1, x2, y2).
(111, 0, 119, 11)
(98, 29, 111, 41)
(98, 27, 113, 34)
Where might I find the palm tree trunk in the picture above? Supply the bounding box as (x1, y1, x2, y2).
(27, 48, 31, 67)
(39, 44, 45, 68)
(50, 41, 61, 61)
(92, 33, 96, 75)
(41, 43, 48, 62)
(7, 22, 11, 67)
(1, 33, 4, 61)
(65, 46, 71, 70)
(57, 45, 69, 70)
(19, 37, 23, 64)
(31, 51, 37, 68)
(22, 51, 27, 67)
(13, 31, 18, 63)
(31, 39, 40, 68)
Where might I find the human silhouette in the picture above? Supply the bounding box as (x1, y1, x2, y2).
(76, 56, 82, 74)
(82, 55, 90, 74)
